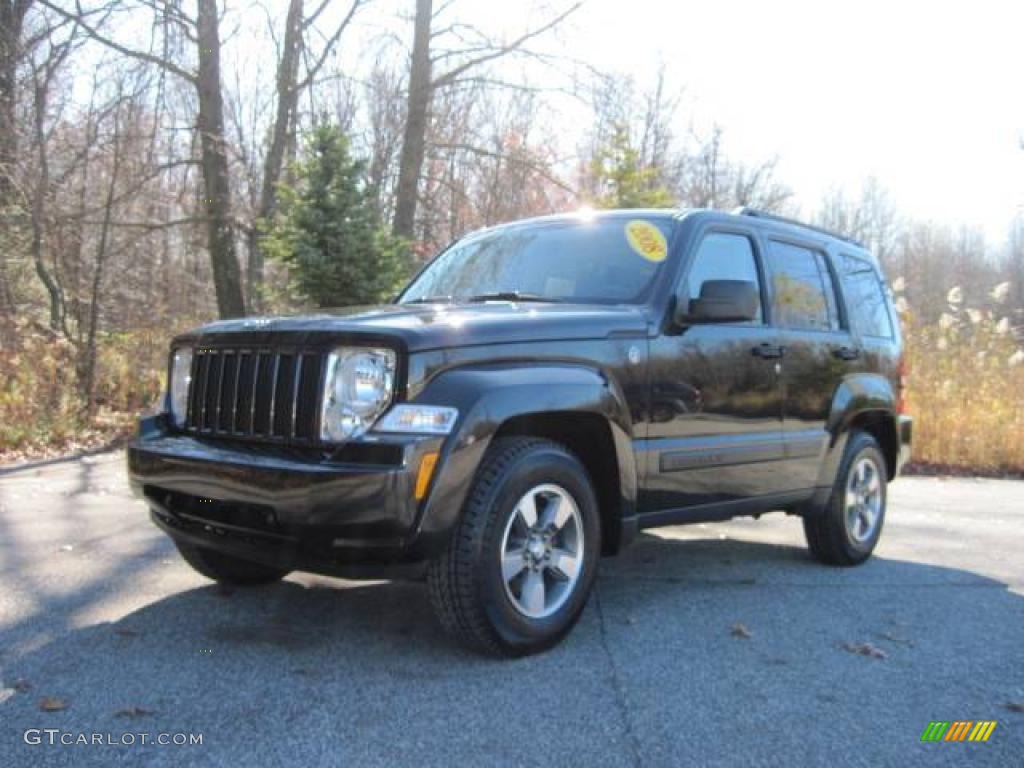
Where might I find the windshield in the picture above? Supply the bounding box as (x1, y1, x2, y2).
(398, 216, 676, 305)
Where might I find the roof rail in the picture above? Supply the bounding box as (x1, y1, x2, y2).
(731, 206, 865, 248)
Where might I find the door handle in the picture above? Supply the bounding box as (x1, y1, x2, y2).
(832, 346, 861, 361)
(752, 343, 785, 359)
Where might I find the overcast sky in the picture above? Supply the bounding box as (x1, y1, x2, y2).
(232, 0, 1023, 242)
(570, 0, 1024, 241)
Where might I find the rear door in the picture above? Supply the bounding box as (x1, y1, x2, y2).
(641, 227, 787, 514)
(762, 237, 858, 490)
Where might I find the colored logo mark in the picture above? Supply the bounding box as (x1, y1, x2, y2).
(920, 721, 997, 742)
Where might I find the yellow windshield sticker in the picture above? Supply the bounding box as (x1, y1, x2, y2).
(625, 220, 668, 262)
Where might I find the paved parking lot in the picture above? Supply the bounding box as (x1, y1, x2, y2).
(0, 452, 1021, 767)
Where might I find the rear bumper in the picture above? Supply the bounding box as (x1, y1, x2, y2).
(127, 418, 446, 577)
(896, 414, 913, 474)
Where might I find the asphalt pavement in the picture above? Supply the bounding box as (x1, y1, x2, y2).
(0, 452, 1021, 767)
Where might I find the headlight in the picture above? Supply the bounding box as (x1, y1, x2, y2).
(374, 405, 458, 435)
(169, 347, 193, 427)
(320, 347, 396, 442)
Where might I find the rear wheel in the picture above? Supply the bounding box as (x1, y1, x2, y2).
(175, 541, 289, 585)
(803, 430, 887, 566)
(428, 437, 600, 656)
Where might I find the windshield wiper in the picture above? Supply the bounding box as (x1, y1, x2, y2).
(465, 291, 563, 303)
(403, 295, 454, 304)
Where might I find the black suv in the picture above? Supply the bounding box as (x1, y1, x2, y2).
(128, 208, 912, 655)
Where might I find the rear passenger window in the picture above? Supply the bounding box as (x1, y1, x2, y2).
(839, 254, 894, 338)
(766, 241, 839, 331)
(685, 233, 763, 322)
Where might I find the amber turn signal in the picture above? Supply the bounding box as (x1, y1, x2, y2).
(414, 452, 440, 501)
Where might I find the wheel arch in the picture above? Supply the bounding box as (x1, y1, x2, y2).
(817, 374, 901, 486)
(412, 363, 638, 555)
(493, 411, 628, 555)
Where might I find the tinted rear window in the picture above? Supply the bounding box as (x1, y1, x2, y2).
(766, 240, 840, 331)
(839, 254, 894, 338)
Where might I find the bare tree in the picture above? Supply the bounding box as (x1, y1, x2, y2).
(39, 0, 246, 317)
(391, 0, 582, 239)
(0, 0, 33, 206)
(680, 124, 790, 212)
(26, 9, 77, 331)
(815, 177, 898, 266)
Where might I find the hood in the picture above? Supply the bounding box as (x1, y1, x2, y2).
(180, 301, 650, 352)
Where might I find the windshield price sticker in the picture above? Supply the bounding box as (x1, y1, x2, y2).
(625, 220, 668, 262)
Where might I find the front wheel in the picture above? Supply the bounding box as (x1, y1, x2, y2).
(428, 437, 601, 656)
(803, 430, 887, 566)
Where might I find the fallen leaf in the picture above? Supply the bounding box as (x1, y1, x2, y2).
(39, 697, 69, 712)
(842, 642, 887, 660)
(730, 622, 752, 639)
(1004, 701, 1024, 713)
(115, 706, 156, 718)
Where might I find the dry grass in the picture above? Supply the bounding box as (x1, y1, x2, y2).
(0, 319, 168, 463)
(900, 284, 1024, 475)
(2, 293, 1023, 474)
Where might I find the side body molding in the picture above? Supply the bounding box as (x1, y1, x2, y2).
(409, 363, 638, 547)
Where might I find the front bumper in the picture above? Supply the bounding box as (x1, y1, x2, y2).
(127, 418, 445, 577)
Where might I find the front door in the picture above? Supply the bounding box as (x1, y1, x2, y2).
(640, 228, 787, 515)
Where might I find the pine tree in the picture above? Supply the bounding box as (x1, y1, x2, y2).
(589, 123, 676, 209)
(262, 125, 410, 308)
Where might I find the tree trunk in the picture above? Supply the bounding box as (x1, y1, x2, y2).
(0, 0, 29, 205)
(392, 0, 432, 240)
(82, 100, 123, 418)
(0, 1, 32, 315)
(196, 0, 245, 318)
(251, 0, 303, 310)
(30, 75, 65, 331)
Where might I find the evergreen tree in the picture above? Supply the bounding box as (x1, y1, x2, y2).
(589, 123, 676, 209)
(263, 125, 410, 308)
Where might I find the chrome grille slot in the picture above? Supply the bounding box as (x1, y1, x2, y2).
(185, 347, 324, 443)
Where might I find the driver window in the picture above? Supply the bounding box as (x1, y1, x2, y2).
(685, 233, 763, 323)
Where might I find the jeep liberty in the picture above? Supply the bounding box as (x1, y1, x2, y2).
(128, 207, 912, 655)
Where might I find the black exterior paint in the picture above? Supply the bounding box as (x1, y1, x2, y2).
(128, 208, 912, 577)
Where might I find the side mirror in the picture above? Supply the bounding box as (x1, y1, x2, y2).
(675, 280, 759, 325)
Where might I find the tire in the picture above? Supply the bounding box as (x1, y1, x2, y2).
(803, 430, 887, 566)
(428, 437, 601, 656)
(175, 541, 289, 586)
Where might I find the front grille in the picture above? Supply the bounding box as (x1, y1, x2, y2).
(185, 348, 325, 442)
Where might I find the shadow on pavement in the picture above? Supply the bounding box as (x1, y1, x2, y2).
(1, 533, 1022, 767)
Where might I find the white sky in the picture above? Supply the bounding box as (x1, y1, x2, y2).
(569, 0, 1024, 241)
(226, 0, 1024, 243)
